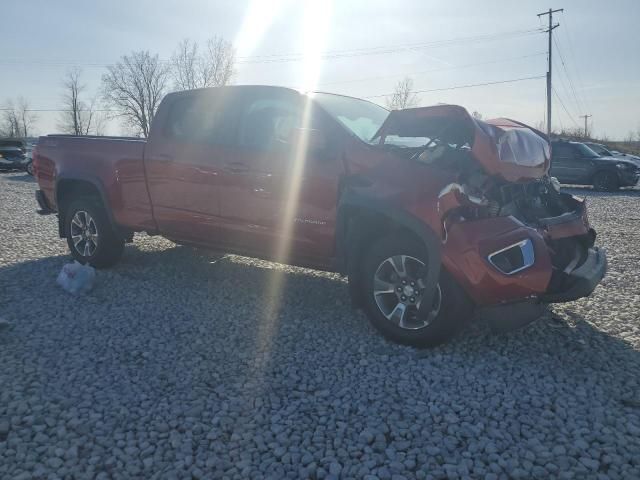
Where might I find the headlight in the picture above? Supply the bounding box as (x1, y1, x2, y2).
(616, 162, 632, 169)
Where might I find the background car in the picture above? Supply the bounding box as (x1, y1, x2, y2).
(550, 140, 640, 191)
(585, 142, 640, 167)
(0, 141, 27, 171)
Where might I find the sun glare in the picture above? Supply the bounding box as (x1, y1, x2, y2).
(251, 0, 333, 360)
(233, 0, 290, 61)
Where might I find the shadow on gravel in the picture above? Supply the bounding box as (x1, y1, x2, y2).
(2, 242, 638, 368)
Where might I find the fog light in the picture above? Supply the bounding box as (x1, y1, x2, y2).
(487, 239, 535, 275)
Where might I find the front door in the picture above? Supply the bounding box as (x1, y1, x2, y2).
(218, 89, 342, 265)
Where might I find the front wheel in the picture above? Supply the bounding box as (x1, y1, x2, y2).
(65, 199, 124, 268)
(593, 171, 619, 191)
(25, 160, 34, 176)
(361, 235, 473, 348)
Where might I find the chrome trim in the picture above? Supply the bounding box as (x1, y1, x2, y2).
(487, 239, 535, 275)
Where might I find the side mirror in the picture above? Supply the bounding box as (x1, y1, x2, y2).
(289, 128, 326, 152)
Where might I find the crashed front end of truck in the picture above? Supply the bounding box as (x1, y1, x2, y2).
(372, 105, 607, 329)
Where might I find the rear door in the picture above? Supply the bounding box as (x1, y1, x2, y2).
(144, 90, 241, 242)
(218, 88, 342, 264)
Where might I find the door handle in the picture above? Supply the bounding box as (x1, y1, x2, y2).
(252, 187, 271, 198)
(224, 162, 249, 174)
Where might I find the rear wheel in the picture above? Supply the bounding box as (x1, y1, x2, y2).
(361, 235, 473, 347)
(65, 198, 124, 268)
(593, 171, 619, 191)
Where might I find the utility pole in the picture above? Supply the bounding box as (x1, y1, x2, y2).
(537, 8, 563, 137)
(579, 114, 592, 138)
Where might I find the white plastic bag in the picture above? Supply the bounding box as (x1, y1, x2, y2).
(56, 261, 96, 294)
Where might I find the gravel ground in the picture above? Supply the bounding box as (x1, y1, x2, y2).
(1, 172, 639, 480)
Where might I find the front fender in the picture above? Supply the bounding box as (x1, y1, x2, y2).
(337, 187, 441, 310)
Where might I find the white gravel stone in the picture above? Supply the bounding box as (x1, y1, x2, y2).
(1, 173, 639, 478)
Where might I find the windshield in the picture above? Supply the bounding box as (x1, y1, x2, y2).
(311, 92, 389, 143)
(587, 144, 611, 156)
(576, 143, 600, 158)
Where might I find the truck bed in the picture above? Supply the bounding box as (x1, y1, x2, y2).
(36, 135, 156, 232)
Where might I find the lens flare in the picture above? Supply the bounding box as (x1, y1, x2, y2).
(253, 0, 333, 357)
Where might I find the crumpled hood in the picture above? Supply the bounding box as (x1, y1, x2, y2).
(374, 105, 551, 182)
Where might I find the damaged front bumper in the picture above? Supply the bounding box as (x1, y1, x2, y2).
(477, 246, 607, 332)
(542, 246, 607, 303)
(442, 195, 607, 311)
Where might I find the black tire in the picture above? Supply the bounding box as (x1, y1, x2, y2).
(25, 160, 34, 176)
(361, 235, 473, 348)
(592, 171, 619, 191)
(64, 198, 124, 268)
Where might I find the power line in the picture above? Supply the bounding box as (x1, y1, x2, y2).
(552, 57, 581, 119)
(237, 28, 545, 64)
(1, 76, 546, 111)
(0, 108, 116, 112)
(0, 28, 545, 68)
(553, 35, 586, 115)
(552, 87, 581, 128)
(364, 75, 545, 99)
(559, 12, 592, 113)
(317, 52, 546, 87)
(239, 27, 544, 61)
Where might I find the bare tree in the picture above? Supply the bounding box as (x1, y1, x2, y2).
(1, 101, 20, 137)
(386, 77, 419, 110)
(92, 112, 107, 136)
(624, 131, 635, 143)
(101, 51, 170, 137)
(170, 37, 235, 91)
(58, 68, 102, 135)
(1, 97, 37, 138)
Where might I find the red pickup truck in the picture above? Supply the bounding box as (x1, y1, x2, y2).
(33, 85, 606, 346)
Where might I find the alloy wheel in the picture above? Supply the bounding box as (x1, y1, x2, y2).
(70, 210, 99, 257)
(373, 254, 442, 330)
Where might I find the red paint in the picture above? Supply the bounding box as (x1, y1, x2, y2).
(35, 87, 598, 306)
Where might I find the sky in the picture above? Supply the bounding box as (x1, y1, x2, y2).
(1, 0, 639, 139)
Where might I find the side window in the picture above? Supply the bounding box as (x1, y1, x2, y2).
(238, 96, 302, 151)
(553, 144, 573, 158)
(164, 93, 239, 145)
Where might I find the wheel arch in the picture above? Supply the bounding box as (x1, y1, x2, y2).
(336, 190, 442, 309)
(591, 167, 621, 183)
(55, 175, 117, 238)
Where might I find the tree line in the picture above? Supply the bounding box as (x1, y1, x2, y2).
(1, 36, 235, 138)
